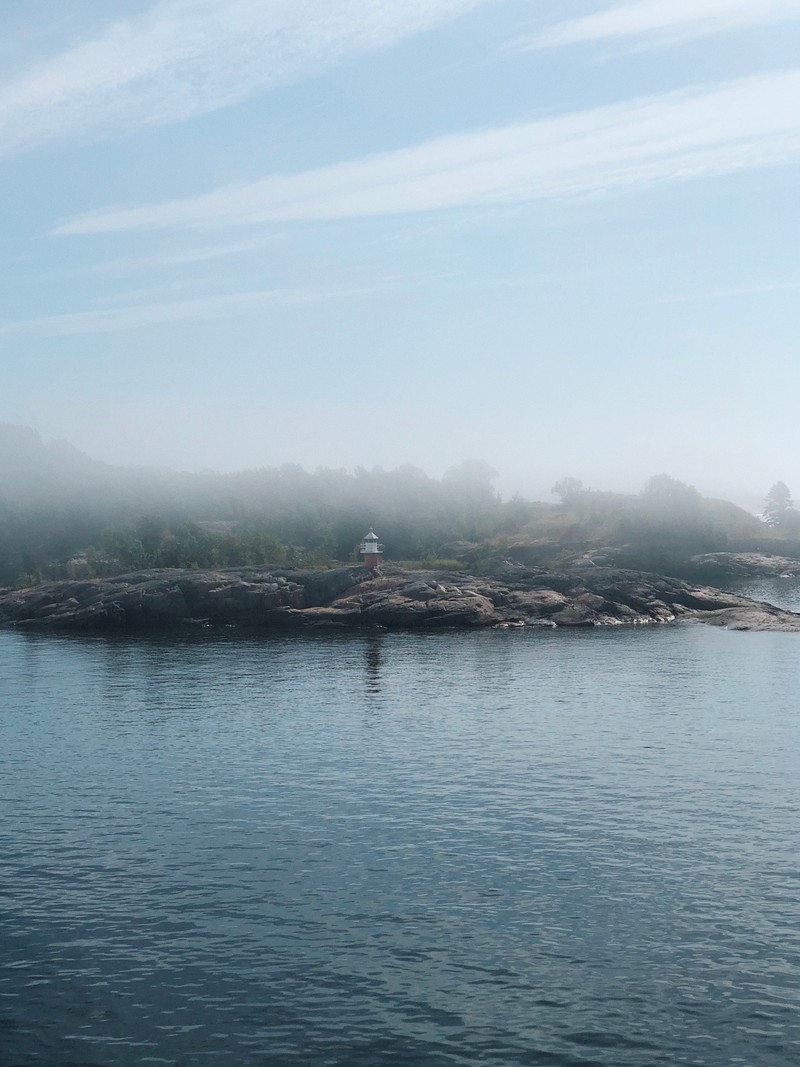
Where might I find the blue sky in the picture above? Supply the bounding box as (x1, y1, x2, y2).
(2, 0, 800, 503)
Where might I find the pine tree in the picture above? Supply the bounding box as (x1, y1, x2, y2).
(763, 482, 793, 527)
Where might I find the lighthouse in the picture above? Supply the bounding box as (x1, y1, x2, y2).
(359, 528, 383, 570)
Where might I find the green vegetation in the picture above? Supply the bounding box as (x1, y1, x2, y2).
(0, 425, 505, 585)
(514, 474, 784, 577)
(1, 423, 798, 588)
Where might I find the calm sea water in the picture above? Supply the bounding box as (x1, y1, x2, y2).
(2, 581, 800, 1066)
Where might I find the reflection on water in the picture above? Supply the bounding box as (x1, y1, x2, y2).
(2, 624, 800, 1067)
(364, 637, 383, 696)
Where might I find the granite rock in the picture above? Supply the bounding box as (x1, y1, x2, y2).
(2, 563, 799, 632)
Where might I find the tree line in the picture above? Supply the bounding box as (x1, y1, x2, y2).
(1, 424, 798, 587)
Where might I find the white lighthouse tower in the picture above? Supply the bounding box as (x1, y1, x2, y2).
(359, 528, 383, 570)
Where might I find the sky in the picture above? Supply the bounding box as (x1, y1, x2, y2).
(2, 0, 800, 505)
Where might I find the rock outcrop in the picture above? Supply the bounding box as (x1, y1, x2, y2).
(685, 552, 800, 580)
(1, 563, 799, 632)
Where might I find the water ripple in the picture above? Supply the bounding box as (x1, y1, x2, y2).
(2, 625, 800, 1065)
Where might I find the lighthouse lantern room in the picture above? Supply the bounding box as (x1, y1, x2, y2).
(359, 528, 383, 570)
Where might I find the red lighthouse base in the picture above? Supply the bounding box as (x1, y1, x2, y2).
(359, 530, 383, 570)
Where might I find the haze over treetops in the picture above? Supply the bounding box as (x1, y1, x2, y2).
(2, 422, 797, 589)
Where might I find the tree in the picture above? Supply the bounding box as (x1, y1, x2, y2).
(763, 482, 794, 528)
(136, 515, 167, 560)
(551, 477, 585, 504)
(631, 474, 714, 554)
(641, 474, 700, 510)
(443, 459, 499, 501)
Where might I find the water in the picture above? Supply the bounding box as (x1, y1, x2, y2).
(727, 575, 800, 614)
(2, 590, 800, 1066)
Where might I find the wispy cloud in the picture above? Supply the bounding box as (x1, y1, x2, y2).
(96, 238, 281, 276)
(54, 71, 800, 236)
(511, 0, 800, 53)
(0, 0, 493, 158)
(0, 284, 387, 337)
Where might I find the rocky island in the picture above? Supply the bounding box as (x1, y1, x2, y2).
(2, 562, 799, 632)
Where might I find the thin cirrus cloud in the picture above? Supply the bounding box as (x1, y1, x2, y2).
(53, 71, 800, 236)
(96, 238, 281, 276)
(511, 0, 800, 52)
(0, 284, 387, 338)
(0, 0, 494, 159)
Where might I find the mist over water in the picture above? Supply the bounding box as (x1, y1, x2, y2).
(3, 608, 800, 1066)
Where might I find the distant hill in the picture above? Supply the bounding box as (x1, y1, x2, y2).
(0, 423, 106, 502)
(0, 422, 187, 509)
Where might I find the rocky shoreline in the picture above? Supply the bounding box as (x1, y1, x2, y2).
(2, 562, 799, 633)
